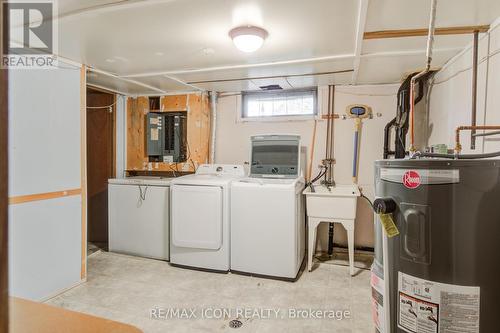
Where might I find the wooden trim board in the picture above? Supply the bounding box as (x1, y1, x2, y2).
(9, 189, 82, 205)
(364, 25, 489, 39)
(80, 65, 88, 280)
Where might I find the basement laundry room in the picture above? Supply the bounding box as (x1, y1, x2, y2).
(2, 0, 500, 332)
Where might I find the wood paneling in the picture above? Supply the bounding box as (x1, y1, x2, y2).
(126, 94, 211, 173)
(364, 25, 489, 40)
(161, 95, 188, 112)
(126, 97, 148, 170)
(1, 1, 8, 330)
(10, 297, 142, 333)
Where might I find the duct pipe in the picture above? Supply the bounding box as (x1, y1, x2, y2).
(409, 0, 437, 152)
(209, 91, 217, 164)
(470, 31, 479, 149)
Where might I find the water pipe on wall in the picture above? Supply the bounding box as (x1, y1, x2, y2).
(346, 105, 373, 184)
(322, 85, 336, 188)
(455, 125, 500, 153)
(470, 31, 480, 149)
(409, 0, 437, 153)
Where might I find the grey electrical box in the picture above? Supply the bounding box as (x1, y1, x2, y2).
(147, 113, 163, 156)
(147, 111, 187, 163)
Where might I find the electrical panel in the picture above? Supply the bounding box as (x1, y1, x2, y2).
(147, 111, 187, 163)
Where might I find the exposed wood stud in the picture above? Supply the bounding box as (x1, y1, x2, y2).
(364, 25, 489, 40)
(80, 65, 87, 280)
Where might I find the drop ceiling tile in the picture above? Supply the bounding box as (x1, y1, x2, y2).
(357, 48, 462, 84)
(87, 71, 160, 95)
(132, 76, 198, 92)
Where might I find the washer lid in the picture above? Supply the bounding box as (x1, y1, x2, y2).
(170, 173, 243, 187)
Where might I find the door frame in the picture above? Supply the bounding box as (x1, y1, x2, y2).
(85, 85, 117, 258)
(1, 1, 9, 330)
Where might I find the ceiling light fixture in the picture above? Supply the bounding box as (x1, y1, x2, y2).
(229, 26, 268, 53)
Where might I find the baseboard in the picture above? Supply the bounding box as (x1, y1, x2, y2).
(41, 278, 86, 303)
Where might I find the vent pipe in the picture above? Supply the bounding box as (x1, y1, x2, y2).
(409, 0, 437, 153)
(209, 91, 217, 164)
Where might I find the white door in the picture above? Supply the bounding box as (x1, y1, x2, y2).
(171, 185, 222, 250)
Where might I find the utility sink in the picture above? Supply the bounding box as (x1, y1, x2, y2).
(303, 184, 360, 220)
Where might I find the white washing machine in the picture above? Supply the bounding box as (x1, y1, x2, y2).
(169, 164, 245, 272)
(108, 176, 172, 260)
(231, 134, 306, 280)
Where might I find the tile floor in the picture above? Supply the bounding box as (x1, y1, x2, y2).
(46, 251, 374, 333)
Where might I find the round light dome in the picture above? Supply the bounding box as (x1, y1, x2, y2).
(229, 26, 268, 53)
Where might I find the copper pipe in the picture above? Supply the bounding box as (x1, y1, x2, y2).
(455, 125, 500, 152)
(470, 31, 479, 149)
(321, 114, 340, 120)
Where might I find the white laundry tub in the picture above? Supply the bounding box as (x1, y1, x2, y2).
(303, 184, 360, 219)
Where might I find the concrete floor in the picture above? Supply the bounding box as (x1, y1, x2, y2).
(46, 252, 374, 333)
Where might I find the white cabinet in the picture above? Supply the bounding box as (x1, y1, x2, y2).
(108, 178, 171, 260)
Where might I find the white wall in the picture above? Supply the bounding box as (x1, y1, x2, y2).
(8, 63, 83, 300)
(116, 94, 127, 178)
(428, 20, 500, 152)
(215, 84, 398, 249)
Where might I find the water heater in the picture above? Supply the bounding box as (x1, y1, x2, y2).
(372, 159, 500, 333)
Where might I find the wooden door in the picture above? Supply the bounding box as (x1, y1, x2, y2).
(87, 88, 115, 244)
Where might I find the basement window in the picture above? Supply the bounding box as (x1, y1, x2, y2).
(241, 88, 317, 120)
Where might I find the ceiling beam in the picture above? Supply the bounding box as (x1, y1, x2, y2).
(163, 74, 204, 91)
(364, 25, 489, 40)
(122, 54, 355, 78)
(88, 67, 168, 94)
(352, 0, 370, 84)
(186, 69, 354, 85)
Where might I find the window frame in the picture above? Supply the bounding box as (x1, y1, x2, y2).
(239, 87, 319, 122)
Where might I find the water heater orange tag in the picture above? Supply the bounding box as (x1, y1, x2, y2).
(379, 214, 399, 238)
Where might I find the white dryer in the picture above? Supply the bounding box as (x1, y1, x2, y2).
(231, 134, 306, 280)
(169, 164, 245, 272)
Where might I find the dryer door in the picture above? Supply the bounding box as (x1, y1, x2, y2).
(171, 185, 223, 250)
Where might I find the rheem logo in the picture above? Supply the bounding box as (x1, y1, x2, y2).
(403, 170, 421, 189)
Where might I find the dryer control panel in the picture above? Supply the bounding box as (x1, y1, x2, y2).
(196, 164, 246, 176)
